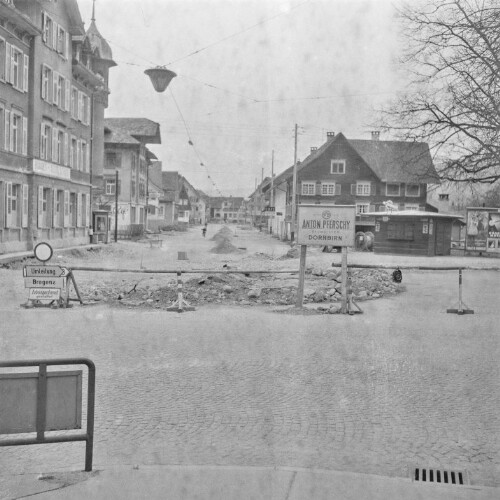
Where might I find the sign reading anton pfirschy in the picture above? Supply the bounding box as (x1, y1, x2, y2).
(297, 205, 355, 246)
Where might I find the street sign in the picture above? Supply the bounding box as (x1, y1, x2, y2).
(297, 205, 355, 246)
(23, 266, 69, 278)
(28, 289, 61, 300)
(24, 277, 66, 289)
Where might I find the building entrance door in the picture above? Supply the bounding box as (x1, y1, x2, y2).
(435, 221, 446, 255)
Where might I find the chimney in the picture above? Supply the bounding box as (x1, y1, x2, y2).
(326, 132, 335, 139)
(371, 131, 380, 141)
(310, 147, 318, 153)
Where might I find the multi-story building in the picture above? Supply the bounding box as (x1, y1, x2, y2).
(0, 0, 114, 253)
(0, 0, 39, 252)
(102, 117, 161, 235)
(268, 132, 439, 240)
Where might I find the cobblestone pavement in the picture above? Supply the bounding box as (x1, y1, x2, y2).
(1, 264, 499, 488)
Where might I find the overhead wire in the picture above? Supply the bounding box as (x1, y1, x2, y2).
(164, 0, 312, 66)
(169, 88, 224, 196)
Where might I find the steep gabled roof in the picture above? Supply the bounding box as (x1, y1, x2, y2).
(148, 161, 163, 187)
(162, 171, 179, 191)
(270, 132, 439, 186)
(348, 139, 439, 184)
(104, 118, 161, 144)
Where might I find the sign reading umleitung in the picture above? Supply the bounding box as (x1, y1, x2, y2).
(297, 205, 355, 247)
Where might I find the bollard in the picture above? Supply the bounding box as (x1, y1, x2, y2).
(446, 269, 474, 315)
(167, 272, 195, 313)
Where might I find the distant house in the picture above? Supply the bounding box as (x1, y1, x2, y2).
(160, 171, 180, 225)
(103, 118, 161, 235)
(208, 197, 245, 222)
(268, 132, 439, 240)
(146, 161, 164, 231)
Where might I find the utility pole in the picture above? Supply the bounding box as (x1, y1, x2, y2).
(291, 123, 298, 242)
(270, 150, 274, 208)
(114, 170, 118, 243)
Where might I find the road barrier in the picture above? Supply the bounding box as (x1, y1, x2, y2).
(331, 263, 476, 315)
(61, 264, 481, 315)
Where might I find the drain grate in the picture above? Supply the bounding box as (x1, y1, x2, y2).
(413, 467, 469, 486)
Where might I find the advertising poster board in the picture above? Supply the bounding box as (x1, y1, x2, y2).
(297, 205, 355, 247)
(466, 207, 500, 253)
(466, 209, 489, 250)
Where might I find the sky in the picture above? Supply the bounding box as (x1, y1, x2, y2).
(79, 0, 405, 197)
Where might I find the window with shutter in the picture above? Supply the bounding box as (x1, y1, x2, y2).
(76, 140, 81, 170)
(22, 116, 27, 155)
(22, 54, 29, 92)
(65, 32, 70, 60)
(22, 184, 28, 228)
(64, 190, 69, 227)
(52, 21, 57, 49)
(65, 79, 70, 111)
(5, 182, 12, 228)
(0, 37, 5, 82)
(38, 185, 43, 228)
(5, 42, 11, 84)
(335, 184, 342, 195)
(85, 195, 90, 227)
(52, 189, 57, 227)
(52, 127, 58, 162)
(350, 184, 356, 195)
(77, 193, 82, 227)
(63, 133, 68, 165)
(5, 109, 10, 150)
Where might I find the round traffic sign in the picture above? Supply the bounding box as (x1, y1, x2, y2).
(34, 242, 53, 262)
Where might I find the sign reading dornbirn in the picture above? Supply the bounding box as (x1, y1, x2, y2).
(297, 205, 355, 247)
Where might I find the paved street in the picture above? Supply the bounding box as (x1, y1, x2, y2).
(1, 234, 499, 489)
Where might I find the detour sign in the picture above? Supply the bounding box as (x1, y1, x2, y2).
(297, 205, 355, 247)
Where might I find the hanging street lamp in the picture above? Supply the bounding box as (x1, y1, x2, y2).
(144, 66, 177, 93)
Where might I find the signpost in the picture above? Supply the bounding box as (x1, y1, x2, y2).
(22, 243, 83, 308)
(296, 205, 356, 312)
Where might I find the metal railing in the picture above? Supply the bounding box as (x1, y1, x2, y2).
(0, 358, 96, 471)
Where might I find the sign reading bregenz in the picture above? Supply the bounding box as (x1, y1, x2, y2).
(297, 205, 355, 246)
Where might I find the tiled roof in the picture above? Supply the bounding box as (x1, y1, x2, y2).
(104, 127, 140, 145)
(148, 162, 163, 187)
(209, 197, 245, 209)
(348, 139, 439, 184)
(104, 118, 161, 144)
(162, 171, 179, 191)
(271, 133, 439, 185)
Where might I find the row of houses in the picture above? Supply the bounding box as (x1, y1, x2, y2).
(247, 131, 464, 255)
(0, 0, 224, 252)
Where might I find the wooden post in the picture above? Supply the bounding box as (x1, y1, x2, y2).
(291, 124, 298, 242)
(296, 245, 307, 308)
(341, 246, 348, 313)
(114, 170, 118, 243)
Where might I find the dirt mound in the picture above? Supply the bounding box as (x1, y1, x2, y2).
(210, 226, 234, 241)
(210, 238, 241, 254)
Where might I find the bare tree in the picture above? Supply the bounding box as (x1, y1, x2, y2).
(381, 0, 500, 184)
